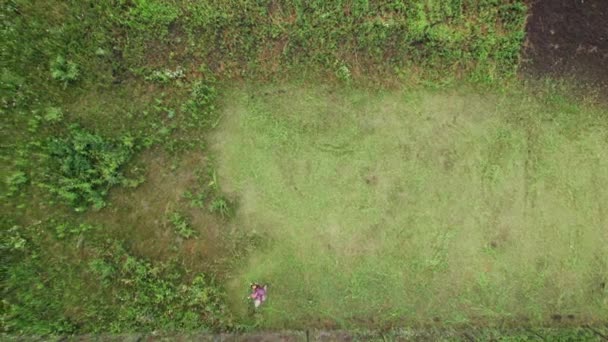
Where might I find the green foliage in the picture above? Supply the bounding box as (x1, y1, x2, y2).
(183, 79, 218, 127)
(127, 0, 179, 38)
(335, 62, 352, 84)
(2, 258, 79, 334)
(207, 168, 219, 191)
(50, 56, 79, 88)
(41, 125, 138, 211)
(145, 68, 185, 83)
(5, 171, 28, 197)
(54, 222, 94, 239)
(0, 69, 27, 111)
(27, 114, 41, 133)
(1, 224, 27, 252)
(179, 0, 526, 81)
(208, 196, 233, 219)
(44, 106, 64, 123)
(88, 258, 116, 286)
(84, 241, 232, 332)
(183, 189, 207, 208)
(181, 166, 236, 220)
(168, 212, 196, 239)
(3, 233, 233, 334)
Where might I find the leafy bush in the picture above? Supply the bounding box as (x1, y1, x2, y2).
(50, 56, 79, 88)
(41, 125, 138, 211)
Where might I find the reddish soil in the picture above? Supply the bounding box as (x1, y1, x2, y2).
(523, 0, 608, 89)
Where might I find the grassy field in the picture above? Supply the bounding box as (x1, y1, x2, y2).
(213, 83, 608, 328)
(2, 0, 608, 337)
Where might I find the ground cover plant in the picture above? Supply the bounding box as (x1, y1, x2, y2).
(1, 0, 607, 338)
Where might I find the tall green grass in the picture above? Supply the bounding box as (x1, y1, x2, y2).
(213, 84, 608, 328)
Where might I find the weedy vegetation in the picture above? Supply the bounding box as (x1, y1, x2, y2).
(41, 125, 139, 211)
(168, 211, 196, 239)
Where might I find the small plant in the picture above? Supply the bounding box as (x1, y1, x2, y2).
(168, 212, 196, 239)
(95, 47, 107, 56)
(27, 115, 41, 133)
(1, 225, 27, 252)
(207, 168, 219, 191)
(5, 171, 28, 196)
(183, 79, 218, 127)
(145, 68, 185, 83)
(335, 62, 352, 83)
(208, 196, 233, 219)
(50, 56, 79, 88)
(183, 190, 206, 208)
(54, 222, 94, 239)
(89, 258, 116, 286)
(44, 107, 63, 123)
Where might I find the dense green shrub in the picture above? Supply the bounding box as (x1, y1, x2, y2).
(41, 125, 138, 211)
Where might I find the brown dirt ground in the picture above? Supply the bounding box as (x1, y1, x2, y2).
(86, 148, 230, 275)
(523, 0, 608, 92)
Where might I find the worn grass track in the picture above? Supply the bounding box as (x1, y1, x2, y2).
(212, 83, 608, 328)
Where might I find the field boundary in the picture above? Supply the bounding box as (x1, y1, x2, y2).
(4, 325, 608, 341)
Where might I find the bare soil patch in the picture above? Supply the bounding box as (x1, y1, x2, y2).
(86, 148, 228, 274)
(523, 0, 608, 91)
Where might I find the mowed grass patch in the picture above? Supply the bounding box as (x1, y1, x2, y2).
(212, 84, 608, 328)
